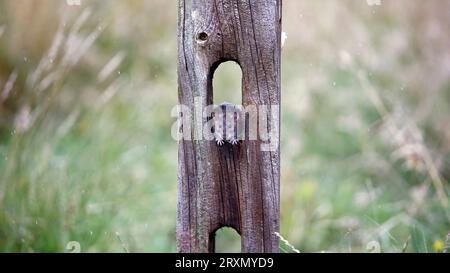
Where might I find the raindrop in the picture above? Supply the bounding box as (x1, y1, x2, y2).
(332, 82, 337, 87)
(23, 57, 28, 63)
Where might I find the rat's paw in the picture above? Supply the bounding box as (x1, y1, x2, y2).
(216, 139, 224, 146)
(229, 138, 239, 145)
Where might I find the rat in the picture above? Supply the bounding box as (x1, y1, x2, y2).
(213, 102, 243, 146)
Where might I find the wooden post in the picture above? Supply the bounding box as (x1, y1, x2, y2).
(177, 0, 282, 253)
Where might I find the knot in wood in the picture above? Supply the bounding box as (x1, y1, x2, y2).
(196, 31, 209, 45)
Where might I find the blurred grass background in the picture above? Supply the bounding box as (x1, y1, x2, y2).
(0, 0, 449, 253)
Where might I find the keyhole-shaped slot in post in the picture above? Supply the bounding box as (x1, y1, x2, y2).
(210, 226, 241, 253)
(211, 61, 242, 106)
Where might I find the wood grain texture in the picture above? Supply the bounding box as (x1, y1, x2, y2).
(177, 0, 282, 253)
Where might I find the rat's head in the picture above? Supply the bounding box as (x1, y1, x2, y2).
(213, 103, 242, 146)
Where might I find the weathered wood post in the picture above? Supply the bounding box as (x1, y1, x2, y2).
(177, 0, 282, 253)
